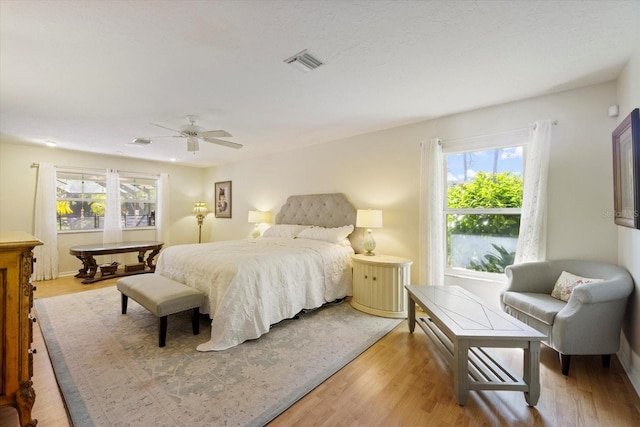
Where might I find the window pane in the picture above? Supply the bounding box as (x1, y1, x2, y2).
(119, 176, 157, 228)
(446, 147, 523, 208)
(56, 173, 106, 230)
(447, 213, 520, 273)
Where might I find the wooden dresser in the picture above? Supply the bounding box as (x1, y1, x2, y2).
(0, 232, 42, 427)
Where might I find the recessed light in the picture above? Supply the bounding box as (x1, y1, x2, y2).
(169, 158, 177, 162)
(44, 140, 57, 147)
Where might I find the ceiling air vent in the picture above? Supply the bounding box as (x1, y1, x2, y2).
(131, 138, 152, 146)
(284, 49, 324, 72)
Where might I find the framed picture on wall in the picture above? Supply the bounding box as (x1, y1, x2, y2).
(612, 108, 640, 229)
(214, 181, 232, 218)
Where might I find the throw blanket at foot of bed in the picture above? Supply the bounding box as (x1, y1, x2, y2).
(155, 238, 353, 351)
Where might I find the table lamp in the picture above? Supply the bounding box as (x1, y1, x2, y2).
(356, 209, 383, 256)
(248, 210, 270, 238)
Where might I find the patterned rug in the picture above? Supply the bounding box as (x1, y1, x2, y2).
(35, 286, 401, 426)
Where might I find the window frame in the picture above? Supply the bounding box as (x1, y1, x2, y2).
(118, 172, 158, 230)
(55, 169, 107, 233)
(55, 169, 159, 234)
(442, 132, 528, 279)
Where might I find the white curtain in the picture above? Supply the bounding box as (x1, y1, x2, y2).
(103, 169, 123, 263)
(156, 173, 171, 246)
(514, 120, 553, 264)
(419, 139, 445, 286)
(33, 162, 59, 281)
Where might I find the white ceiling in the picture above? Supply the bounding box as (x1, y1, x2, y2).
(1, 1, 639, 168)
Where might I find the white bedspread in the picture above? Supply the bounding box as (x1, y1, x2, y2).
(154, 238, 353, 351)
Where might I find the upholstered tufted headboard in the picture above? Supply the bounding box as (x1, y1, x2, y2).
(275, 193, 363, 253)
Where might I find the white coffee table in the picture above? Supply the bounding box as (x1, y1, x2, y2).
(406, 285, 545, 406)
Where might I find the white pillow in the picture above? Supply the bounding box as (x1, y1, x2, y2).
(262, 224, 311, 239)
(550, 271, 603, 302)
(337, 238, 353, 247)
(297, 225, 354, 244)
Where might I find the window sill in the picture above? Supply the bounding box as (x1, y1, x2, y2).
(58, 227, 156, 234)
(445, 268, 507, 284)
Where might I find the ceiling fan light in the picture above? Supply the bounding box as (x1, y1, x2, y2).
(187, 136, 199, 152)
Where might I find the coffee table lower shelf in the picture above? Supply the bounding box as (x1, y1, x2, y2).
(416, 316, 531, 394)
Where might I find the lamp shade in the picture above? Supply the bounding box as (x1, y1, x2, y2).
(248, 210, 270, 224)
(193, 202, 208, 215)
(356, 209, 383, 229)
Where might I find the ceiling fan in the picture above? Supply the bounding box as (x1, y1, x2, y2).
(149, 115, 243, 153)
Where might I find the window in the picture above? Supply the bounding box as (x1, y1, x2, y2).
(56, 170, 157, 232)
(444, 144, 524, 275)
(119, 174, 157, 228)
(56, 171, 107, 231)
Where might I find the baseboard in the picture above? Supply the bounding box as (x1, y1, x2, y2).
(59, 270, 77, 278)
(618, 337, 640, 397)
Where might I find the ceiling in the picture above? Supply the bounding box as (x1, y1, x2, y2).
(1, 1, 639, 168)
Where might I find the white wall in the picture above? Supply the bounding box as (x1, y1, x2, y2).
(0, 141, 208, 274)
(1, 81, 621, 295)
(1, 74, 632, 388)
(616, 43, 640, 394)
(204, 81, 620, 304)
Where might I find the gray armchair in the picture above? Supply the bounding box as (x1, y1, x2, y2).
(500, 260, 633, 375)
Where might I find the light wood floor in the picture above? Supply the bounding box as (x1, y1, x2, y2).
(2, 276, 640, 426)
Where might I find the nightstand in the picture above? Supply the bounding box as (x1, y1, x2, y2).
(350, 254, 413, 318)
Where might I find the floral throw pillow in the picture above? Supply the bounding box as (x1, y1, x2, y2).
(550, 271, 603, 302)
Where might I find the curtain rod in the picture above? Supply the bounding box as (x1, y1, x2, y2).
(30, 163, 160, 177)
(441, 120, 558, 144)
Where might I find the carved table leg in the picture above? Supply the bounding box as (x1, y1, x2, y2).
(84, 255, 98, 279)
(137, 250, 145, 263)
(74, 255, 89, 278)
(16, 380, 37, 427)
(146, 248, 161, 271)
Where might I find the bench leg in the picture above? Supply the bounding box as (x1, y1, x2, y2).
(121, 293, 128, 314)
(192, 307, 200, 335)
(159, 316, 167, 347)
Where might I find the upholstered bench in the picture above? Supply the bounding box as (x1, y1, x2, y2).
(117, 274, 204, 347)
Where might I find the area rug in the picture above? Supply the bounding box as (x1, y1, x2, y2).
(35, 286, 401, 426)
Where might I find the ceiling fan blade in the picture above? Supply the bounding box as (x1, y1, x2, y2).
(202, 136, 243, 149)
(150, 122, 183, 135)
(200, 130, 232, 138)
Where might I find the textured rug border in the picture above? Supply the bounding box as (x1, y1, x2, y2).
(35, 297, 96, 427)
(35, 289, 402, 427)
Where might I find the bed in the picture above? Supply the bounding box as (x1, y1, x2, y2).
(154, 193, 362, 351)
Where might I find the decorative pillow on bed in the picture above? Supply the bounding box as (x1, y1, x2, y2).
(262, 224, 311, 239)
(296, 225, 354, 244)
(550, 271, 603, 302)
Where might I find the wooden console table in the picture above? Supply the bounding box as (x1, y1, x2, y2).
(69, 241, 163, 284)
(406, 285, 545, 406)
